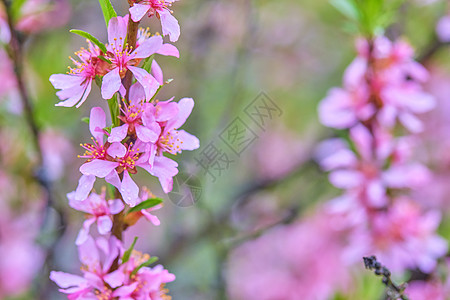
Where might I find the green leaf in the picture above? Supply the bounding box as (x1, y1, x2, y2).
(103, 126, 112, 134)
(127, 198, 164, 214)
(122, 237, 138, 264)
(131, 256, 159, 276)
(81, 117, 90, 124)
(10, 0, 27, 21)
(98, 0, 117, 28)
(98, 55, 112, 64)
(149, 79, 173, 102)
(107, 94, 121, 126)
(330, 0, 358, 20)
(70, 29, 108, 54)
(141, 55, 155, 73)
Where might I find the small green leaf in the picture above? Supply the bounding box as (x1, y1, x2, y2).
(141, 55, 155, 73)
(81, 117, 90, 124)
(330, 0, 358, 20)
(98, 55, 112, 64)
(95, 75, 102, 88)
(10, 0, 27, 20)
(103, 126, 112, 134)
(122, 237, 138, 263)
(127, 198, 164, 214)
(149, 79, 173, 102)
(131, 256, 159, 276)
(98, 0, 117, 28)
(70, 29, 108, 54)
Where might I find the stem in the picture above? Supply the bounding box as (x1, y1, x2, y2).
(122, 16, 140, 101)
(109, 6, 141, 271)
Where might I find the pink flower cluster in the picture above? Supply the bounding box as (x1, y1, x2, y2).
(317, 36, 446, 274)
(50, 236, 175, 299)
(50, 1, 192, 298)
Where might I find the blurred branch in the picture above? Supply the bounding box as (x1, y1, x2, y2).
(1, 1, 66, 298)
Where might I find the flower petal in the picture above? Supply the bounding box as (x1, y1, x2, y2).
(120, 171, 139, 206)
(128, 66, 159, 101)
(74, 174, 96, 201)
(80, 160, 118, 178)
(101, 68, 122, 100)
(132, 35, 163, 59)
(129, 4, 150, 22)
(89, 107, 106, 142)
(97, 215, 113, 235)
(158, 9, 180, 42)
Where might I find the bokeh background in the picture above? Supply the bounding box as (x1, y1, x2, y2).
(1, 0, 450, 299)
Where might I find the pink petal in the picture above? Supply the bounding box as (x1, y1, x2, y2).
(158, 9, 180, 42)
(80, 160, 118, 178)
(154, 101, 179, 122)
(120, 171, 139, 206)
(157, 43, 180, 58)
(151, 60, 164, 85)
(78, 236, 100, 270)
(89, 107, 106, 142)
(96, 215, 113, 235)
(55, 83, 87, 108)
(148, 156, 178, 193)
(329, 170, 363, 189)
(68, 191, 92, 213)
(113, 282, 139, 297)
(105, 170, 121, 189)
(76, 218, 96, 245)
(129, 4, 151, 22)
(108, 199, 125, 214)
(136, 124, 159, 143)
(101, 68, 122, 100)
(104, 270, 125, 289)
(107, 142, 127, 158)
(108, 15, 128, 48)
(132, 35, 163, 59)
(128, 66, 159, 100)
(50, 73, 84, 89)
(176, 130, 200, 150)
(50, 271, 87, 288)
(169, 97, 194, 129)
(129, 83, 146, 105)
(141, 210, 161, 226)
(108, 124, 129, 143)
(74, 174, 96, 201)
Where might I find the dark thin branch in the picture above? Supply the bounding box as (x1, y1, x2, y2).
(363, 256, 408, 300)
(1, 1, 67, 299)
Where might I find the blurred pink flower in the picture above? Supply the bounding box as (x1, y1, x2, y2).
(406, 280, 447, 300)
(0, 49, 16, 98)
(368, 198, 447, 273)
(318, 124, 430, 207)
(319, 36, 434, 132)
(16, 0, 71, 33)
(40, 129, 74, 181)
(227, 211, 351, 300)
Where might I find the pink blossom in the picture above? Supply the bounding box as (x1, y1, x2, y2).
(108, 83, 161, 144)
(319, 37, 434, 132)
(318, 124, 430, 207)
(227, 211, 351, 300)
(368, 198, 447, 273)
(142, 97, 200, 192)
(68, 190, 124, 245)
(101, 15, 178, 100)
(50, 236, 174, 299)
(49, 41, 105, 108)
(39, 129, 74, 181)
(129, 0, 180, 42)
